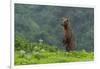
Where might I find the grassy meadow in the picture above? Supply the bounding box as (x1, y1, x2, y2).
(15, 37, 94, 65)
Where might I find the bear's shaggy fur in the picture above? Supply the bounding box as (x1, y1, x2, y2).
(61, 17, 76, 52)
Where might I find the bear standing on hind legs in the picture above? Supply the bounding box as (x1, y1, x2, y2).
(61, 17, 76, 52)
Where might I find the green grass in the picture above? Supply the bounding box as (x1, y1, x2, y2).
(15, 37, 94, 65)
(15, 50, 94, 65)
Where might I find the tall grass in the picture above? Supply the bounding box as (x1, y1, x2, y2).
(15, 43, 94, 65)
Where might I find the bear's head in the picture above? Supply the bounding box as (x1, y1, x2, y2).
(61, 17, 70, 28)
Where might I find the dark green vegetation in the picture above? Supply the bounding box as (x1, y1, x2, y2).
(15, 4, 94, 65)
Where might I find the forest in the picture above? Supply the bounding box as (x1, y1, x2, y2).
(15, 4, 94, 65)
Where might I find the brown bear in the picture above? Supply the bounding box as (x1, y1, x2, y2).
(61, 17, 76, 52)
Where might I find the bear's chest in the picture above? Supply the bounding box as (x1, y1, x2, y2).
(64, 28, 71, 37)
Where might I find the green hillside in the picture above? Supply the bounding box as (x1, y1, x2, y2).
(15, 4, 94, 51)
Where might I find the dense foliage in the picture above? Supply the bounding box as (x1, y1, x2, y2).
(15, 36, 94, 65)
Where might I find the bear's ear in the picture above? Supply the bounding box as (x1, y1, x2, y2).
(62, 16, 70, 22)
(62, 16, 70, 25)
(65, 16, 70, 21)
